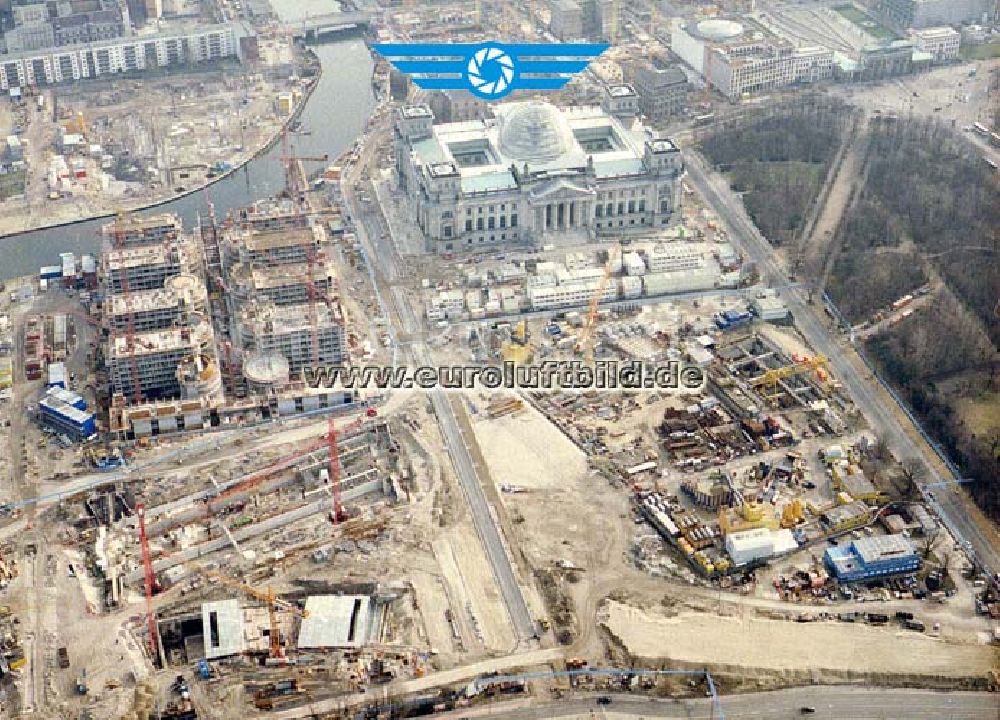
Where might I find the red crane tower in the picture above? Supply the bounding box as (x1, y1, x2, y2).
(111, 213, 144, 404)
(136, 503, 159, 661)
(327, 416, 347, 523)
(305, 244, 321, 367)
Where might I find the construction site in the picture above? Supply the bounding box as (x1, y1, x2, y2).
(0, 1, 998, 719)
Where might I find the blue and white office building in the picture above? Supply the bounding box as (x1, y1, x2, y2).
(824, 534, 920, 583)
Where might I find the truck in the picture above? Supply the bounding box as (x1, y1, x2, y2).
(895, 611, 914, 621)
(904, 620, 926, 632)
(57, 647, 70, 669)
(714, 309, 753, 331)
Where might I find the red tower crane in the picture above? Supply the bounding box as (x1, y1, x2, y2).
(305, 244, 321, 367)
(136, 503, 159, 661)
(327, 416, 347, 523)
(112, 213, 144, 404)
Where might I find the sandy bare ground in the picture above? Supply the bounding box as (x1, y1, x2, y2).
(602, 600, 998, 677)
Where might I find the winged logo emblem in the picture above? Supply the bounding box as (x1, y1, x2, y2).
(371, 42, 610, 100)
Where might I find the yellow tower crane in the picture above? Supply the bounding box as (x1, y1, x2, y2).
(575, 244, 620, 364)
(751, 355, 829, 391)
(190, 565, 309, 662)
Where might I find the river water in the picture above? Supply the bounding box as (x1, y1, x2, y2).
(0, 0, 375, 281)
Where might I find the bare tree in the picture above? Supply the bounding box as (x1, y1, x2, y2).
(899, 457, 927, 500)
(919, 526, 941, 560)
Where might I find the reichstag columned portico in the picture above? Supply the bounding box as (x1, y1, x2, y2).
(393, 100, 684, 252)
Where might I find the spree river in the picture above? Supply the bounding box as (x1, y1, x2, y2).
(0, 0, 375, 281)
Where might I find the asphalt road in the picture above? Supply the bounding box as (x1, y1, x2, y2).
(341, 136, 536, 644)
(683, 151, 1000, 576)
(412, 342, 537, 642)
(432, 688, 1000, 720)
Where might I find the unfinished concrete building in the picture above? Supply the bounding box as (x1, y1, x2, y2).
(104, 243, 185, 294)
(231, 225, 323, 267)
(230, 262, 336, 307)
(219, 203, 347, 384)
(107, 275, 208, 333)
(109, 323, 222, 402)
(101, 213, 182, 247)
(237, 302, 346, 374)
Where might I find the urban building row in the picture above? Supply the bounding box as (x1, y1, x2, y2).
(0, 22, 242, 90)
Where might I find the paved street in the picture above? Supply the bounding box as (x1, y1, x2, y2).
(342, 134, 537, 644)
(412, 342, 537, 642)
(431, 687, 1000, 720)
(683, 151, 1000, 577)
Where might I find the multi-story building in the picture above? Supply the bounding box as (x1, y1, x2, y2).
(39, 386, 96, 440)
(101, 214, 182, 247)
(548, 0, 611, 40)
(227, 263, 336, 308)
(627, 60, 689, 124)
(708, 44, 833, 100)
(109, 288, 186, 333)
(643, 243, 708, 273)
(104, 243, 184, 293)
(424, 89, 489, 124)
(824, 534, 920, 582)
(50, 0, 126, 47)
(226, 223, 323, 267)
(107, 274, 206, 332)
(549, 0, 583, 40)
(394, 101, 684, 252)
(527, 266, 618, 310)
(109, 324, 215, 400)
(0, 22, 242, 90)
(672, 18, 832, 100)
(866, 0, 994, 30)
(4, 7, 56, 53)
(910, 26, 961, 61)
(237, 302, 346, 374)
(220, 201, 347, 384)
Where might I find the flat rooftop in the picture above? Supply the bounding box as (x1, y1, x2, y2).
(242, 226, 320, 252)
(109, 288, 182, 315)
(297, 595, 374, 649)
(241, 300, 344, 331)
(106, 244, 176, 270)
(110, 327, 200, 358)
(249, 261, 334, 289)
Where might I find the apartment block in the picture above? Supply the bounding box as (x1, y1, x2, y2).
(228, 225, 323, 267)
(104, 243, 183, 293)
(109, 325, 210, 400)
(0, 23, 242, 90)
(230, 262, 336, 307)
(237, 302, 346, 374)
(101, 214, 182, 247)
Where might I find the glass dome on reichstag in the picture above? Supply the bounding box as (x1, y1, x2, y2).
(498, 102, 573, 163)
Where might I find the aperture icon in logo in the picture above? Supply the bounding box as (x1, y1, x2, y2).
(371, 42, 609, 102)
(466, 44, 515, 99)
